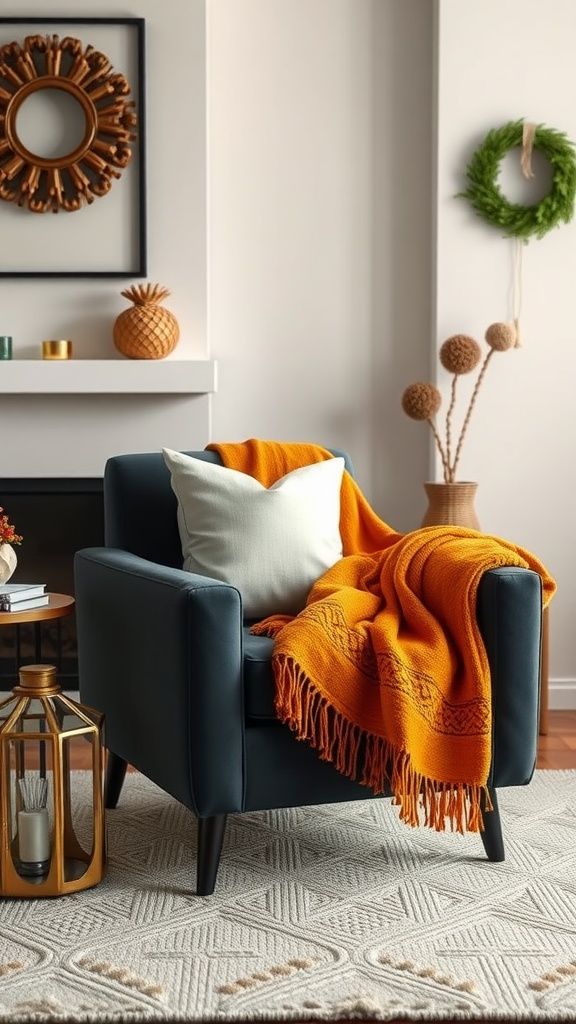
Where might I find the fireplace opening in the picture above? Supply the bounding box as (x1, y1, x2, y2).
(0, 479, 104, 691)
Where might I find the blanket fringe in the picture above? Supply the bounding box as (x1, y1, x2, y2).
(273, 654, 489, 835)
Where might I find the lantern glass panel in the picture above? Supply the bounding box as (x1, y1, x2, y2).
(62, 733, 100, 881)
(56, 694, 101, 734)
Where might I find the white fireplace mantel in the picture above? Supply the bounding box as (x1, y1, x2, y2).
(0, 359, 217, 394)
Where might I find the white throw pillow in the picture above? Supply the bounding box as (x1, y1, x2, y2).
(162, 448, 344, 618)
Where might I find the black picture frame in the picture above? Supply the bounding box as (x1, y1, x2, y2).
(0, 17, 146, 278)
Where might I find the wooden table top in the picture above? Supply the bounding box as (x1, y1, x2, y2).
(0, 593, 75, 626)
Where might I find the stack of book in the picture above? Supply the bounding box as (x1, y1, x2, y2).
(0, 584, 49, 613)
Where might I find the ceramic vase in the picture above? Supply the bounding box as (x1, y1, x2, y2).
(0, 544, 17, 584)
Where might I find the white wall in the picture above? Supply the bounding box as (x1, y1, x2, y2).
(207, 0, 434, 522)
(435, 0, 576, 708)
(207, 2, 377, 478)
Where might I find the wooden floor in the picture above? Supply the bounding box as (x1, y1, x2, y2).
(535, 709, 576, 768)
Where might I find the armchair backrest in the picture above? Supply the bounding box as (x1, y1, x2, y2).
(103, 448, 354, 567)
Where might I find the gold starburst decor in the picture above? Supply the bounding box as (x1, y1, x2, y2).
(0, 33, 137, 213)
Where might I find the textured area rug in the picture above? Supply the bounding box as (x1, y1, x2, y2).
(0, 770, 575, 1022)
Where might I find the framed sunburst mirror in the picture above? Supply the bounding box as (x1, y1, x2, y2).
(0, 18, 146, 277)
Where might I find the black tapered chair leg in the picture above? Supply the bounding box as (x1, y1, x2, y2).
(196, 814, 227, 896)
(479, 787, 505, 862)
(104, 750, 128, 809)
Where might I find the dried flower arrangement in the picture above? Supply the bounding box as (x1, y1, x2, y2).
(0, 508, 22, 546)
(401, 322, 516, 484)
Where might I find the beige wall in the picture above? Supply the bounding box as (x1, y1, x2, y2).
(0, 1, 573, 707)
(435, 0, 576, 707)
(207, 0, 434, 523)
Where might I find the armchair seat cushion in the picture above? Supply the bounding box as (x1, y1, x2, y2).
(243, 628, 277, 721)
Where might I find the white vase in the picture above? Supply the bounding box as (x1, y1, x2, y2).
(0, 543, 17, 584)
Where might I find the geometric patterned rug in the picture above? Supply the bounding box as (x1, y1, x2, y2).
(0, 769, 575, 1022)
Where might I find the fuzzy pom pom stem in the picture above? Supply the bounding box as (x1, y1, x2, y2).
(429, 420, 450, 483)
(445, 376, 458, 481)
(401, 387, 456, 483)
(439, 335, 482, 479)
(446, 324, 516, 481)
(401, 323, 515, 483)
(401, 383, 450, 480)
(450, 349, 495, 481)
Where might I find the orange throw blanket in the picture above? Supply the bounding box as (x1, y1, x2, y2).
(207, 439, 556, 833)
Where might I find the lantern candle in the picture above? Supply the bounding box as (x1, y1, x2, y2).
(17, 775, 50, 876)
(17, 808, 50, 875)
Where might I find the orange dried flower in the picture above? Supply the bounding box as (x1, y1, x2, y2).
(401, 382, 442, 420)
(401, 321, 514, 482)
(485, 321, 516, 351)
(440, 335, 481, 374)
(0, 508, 23, 546)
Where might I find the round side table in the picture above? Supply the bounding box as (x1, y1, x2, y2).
(0, 593, 75, 681)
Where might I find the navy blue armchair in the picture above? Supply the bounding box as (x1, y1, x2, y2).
(74, 449, 543, 895)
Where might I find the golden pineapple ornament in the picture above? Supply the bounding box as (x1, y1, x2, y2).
(113, 283, 180, 359)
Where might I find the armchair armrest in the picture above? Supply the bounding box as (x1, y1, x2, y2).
(477, 566, 543, 786)
(74, 548, 245, 816)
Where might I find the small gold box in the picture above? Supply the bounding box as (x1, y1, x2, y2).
(42, 340, 72, 360)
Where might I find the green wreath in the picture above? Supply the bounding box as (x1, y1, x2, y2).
(459, 119, 576, 241)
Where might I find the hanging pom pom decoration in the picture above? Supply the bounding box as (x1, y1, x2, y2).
(458, 119, 576, 343)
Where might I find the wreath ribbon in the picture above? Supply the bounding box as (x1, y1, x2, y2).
(521, 122, 536, 180)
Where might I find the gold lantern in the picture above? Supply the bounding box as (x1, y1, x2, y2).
(0, 664, 106, 897)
